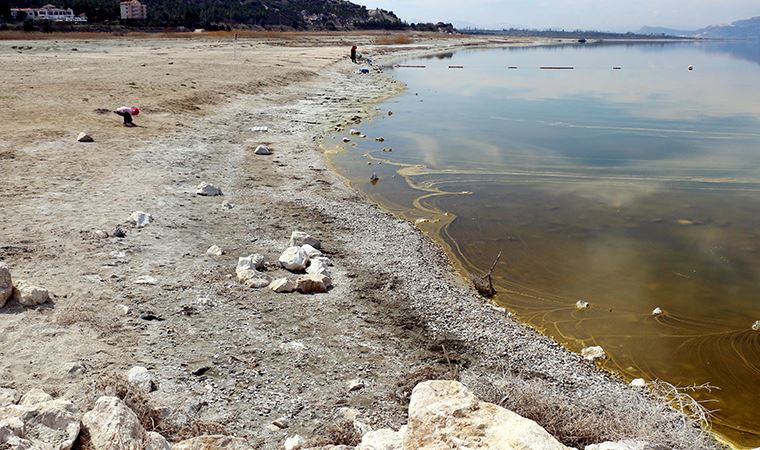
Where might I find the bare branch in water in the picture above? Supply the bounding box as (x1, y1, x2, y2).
(471, 251, 502, 298)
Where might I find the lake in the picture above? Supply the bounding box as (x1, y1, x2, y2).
(327, 41, 760, 447)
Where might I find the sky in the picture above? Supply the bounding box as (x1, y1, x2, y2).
(356, 0, 760, 31)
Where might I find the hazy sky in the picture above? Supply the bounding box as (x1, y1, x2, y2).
(357, 0, 760, 31)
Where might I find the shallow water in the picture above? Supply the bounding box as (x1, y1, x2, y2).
(328, 41, 760, 447)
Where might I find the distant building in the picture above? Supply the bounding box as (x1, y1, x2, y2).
(11, 4, 87, 22)
(120, 0, 147, 20)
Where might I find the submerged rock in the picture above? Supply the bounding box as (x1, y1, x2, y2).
(581, 346, 607, 362)
(651, 307, 663, 316)
(752, 320, 760, 331)
(576, 300, 590, 310)
(630, 378, 647, 388)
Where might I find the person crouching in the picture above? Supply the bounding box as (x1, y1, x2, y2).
(115, 106, 140, 127)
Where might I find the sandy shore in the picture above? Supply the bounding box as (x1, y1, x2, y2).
(0, 34, 722, 449)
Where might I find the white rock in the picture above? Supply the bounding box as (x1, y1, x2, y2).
(585, 441, 652, 450)
(357, 427, 405, 450)
(145, 431, 171, 450)
(349, 129, 361, 135)
(134, 275, 158, 285)
(296, 274, 331, 294)
(279, 246, 310, 272)
(0, 262, 12, 308)
(206, 245, 224, 256)
(404, 380, 569, 449)
(117, 304, 130, 315)
(651, 307, 663, 316)
(254, 145, 272, 155)
(375, 137, 385, 142)
(237, 269, 271, 289)
(81, 396, 145, 450)
(129, 211, 153, 227)
(347, 379, 365, 392)
(576, 300, 590, 309)
(284, 435, 307, 450)
(126, 366, 154, 393)
(752, 320, 759, 331)
(77, 132, 94, 142)
(342, 137, 351, 143)
(237, 254, 265, 273)
(289, 231, 321, 249)
(630, 378, 647, 388)
(221, 201, 235, 210)
(581, 346, 607, 362)
(1, 397, 80, 450)
(196, 182, 223, 196)
(12, 280, 49, 306)
(306, 257, 332, 281)
(19, 388, 53, 406)
(172, 435, 248, 450)
(269, 278, 297, 294)
(301, 244, 322, 258)
(0, 388, 18, 407)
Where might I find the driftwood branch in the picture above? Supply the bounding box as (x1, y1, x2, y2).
(471, 251, 502, 298)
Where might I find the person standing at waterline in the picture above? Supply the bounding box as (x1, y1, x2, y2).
(350, 45, 358, 63)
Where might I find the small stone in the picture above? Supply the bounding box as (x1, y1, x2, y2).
(301, 244, 322, 258)
(145, 431, 171, 450)
(306, 257, 332, 282)
(196, 182, 223, 196)
(13, 280, 50, 306)
(279, 246, 310, 272)
(93, 229, 109, 239)
(237, 254, 265, 273)
(77, 132, 94, 142)
(581, 346, 607, 362)
(117, 304, 130, 315)
(349, 129, 361, 135)
(289, 231, 321, 249)
(254, 145, 272, 155)
(172, 436, 248, 450)
(207, 245, 224, 256)
(652, 307, 663, 316)
(576, 300, 590, 309)
(129, 211, 153, 228)
(296, 273, 331, 294)
(0, 387, 18, 407)
(112, 225, 127, 238)
(342, 137, 351, 143)
(284, 435, 306, 450)
(752, 320, 760, 331)
(269, 278, 297, 294)
(134, 275, 157, 285)
(375, 137, 385, 142)
(126, 366, 154, 393)
(630, 378, 647, 388)
(221, 200, 235, 210)
(237, 269, 271, 289)
(272, 417, 290, 429)
(370, 173, 379, 182)
(20, 388, 53, 406)
(347, 379, 365, 392)
(0, 262, 12, 308)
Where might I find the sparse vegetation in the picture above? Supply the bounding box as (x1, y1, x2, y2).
(306, 419, 362, 447)
(375, 34, 413, 45)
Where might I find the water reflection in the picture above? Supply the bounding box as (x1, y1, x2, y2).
(329, 41, 760, 447)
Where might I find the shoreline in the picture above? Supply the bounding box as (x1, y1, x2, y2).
(0, 34, 725, 449)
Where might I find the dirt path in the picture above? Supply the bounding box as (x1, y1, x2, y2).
(0, 35, 721, 449)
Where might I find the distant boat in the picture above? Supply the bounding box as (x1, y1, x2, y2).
(578, 38, 587, 43)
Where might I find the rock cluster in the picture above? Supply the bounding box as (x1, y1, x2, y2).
(0, 388, 80, 450)
(0, 263, 50, 309)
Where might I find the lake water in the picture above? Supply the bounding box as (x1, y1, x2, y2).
(327, 41, 760, 447)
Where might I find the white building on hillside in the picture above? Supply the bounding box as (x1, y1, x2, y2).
(120, 0, 148, 20)
(11, 4, 87, 22)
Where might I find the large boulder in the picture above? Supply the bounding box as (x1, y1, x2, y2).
(404, 380, 570, 450)
(196, 182, 223, 197)
(0, 262, 12, 308)
(289, 231, 321, 249)
(12, 280, 49, 307)
(19, 389, 52, 406)
(171, 435, 249, 449)
(296, 274, 331, 294)
(357, 427, 405, 450)
(279, 247, 310, 272)
(0, 391, 80, 450)
(81, 396, 146, 450)
(126, 366, 154, 393)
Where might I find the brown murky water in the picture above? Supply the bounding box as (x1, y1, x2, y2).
(328, 42, 760, 447)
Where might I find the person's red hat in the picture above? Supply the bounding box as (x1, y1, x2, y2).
(131, 107, 140, 116)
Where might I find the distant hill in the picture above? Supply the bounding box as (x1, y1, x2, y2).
(3, 0, 408, 30)
(638, 16, 760, 39)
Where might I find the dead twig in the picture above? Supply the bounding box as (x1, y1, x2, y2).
(471, 251, 502, 298)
